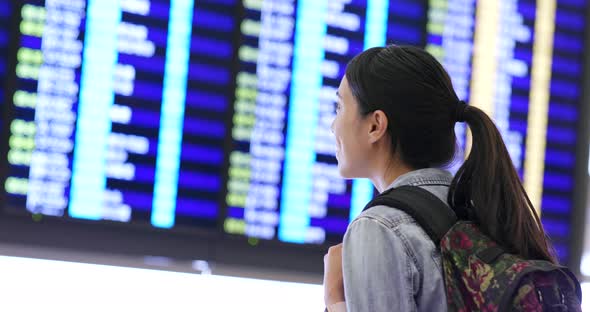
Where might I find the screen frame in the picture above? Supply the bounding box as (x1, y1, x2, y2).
(0, 0, 329, 279)
(568, 0, 590, 281)
(2, 0, 590, 281)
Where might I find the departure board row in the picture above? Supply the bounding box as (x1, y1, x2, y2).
(0, 0, 586, 264)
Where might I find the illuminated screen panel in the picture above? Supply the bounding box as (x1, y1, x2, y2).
(4, 0, 238, 231)
(552, 0, 590, 271)
(225, 0, 385, 244)
(540, 0, 589, 264)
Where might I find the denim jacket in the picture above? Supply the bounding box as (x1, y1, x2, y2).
(341, 168, 452, 312)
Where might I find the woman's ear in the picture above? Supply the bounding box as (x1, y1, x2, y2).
(367, 110, 388, 144)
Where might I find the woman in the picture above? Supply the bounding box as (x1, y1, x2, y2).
(323, 45, 556, 311)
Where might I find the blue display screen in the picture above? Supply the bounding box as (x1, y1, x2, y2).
(2, 0, 586, 264)
(6, 0, 235, 231)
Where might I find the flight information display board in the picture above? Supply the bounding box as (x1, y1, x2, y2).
(5, 0, 238, 231)
(1, 0, 587, 265)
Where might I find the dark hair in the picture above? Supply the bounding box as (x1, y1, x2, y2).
(346, 45, 556, 263)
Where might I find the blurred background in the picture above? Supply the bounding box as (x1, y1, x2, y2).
(0, 0, 590, 310)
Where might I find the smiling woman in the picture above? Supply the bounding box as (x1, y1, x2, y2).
(323, 45, 575, 312)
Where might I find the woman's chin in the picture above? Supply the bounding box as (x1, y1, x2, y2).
(337, 162, 367, 180)
(336, 163, 354, 179)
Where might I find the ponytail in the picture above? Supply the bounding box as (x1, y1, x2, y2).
(449, 105, 557, 263)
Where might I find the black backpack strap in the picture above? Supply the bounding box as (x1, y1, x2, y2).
(362, 185, 457, 245)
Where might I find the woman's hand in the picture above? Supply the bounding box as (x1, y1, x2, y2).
(323, 243, 345, 306)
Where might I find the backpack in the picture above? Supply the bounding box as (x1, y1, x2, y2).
(362, 185, 582, 311)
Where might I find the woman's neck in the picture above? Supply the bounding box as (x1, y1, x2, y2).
(370, 158, 414, 193)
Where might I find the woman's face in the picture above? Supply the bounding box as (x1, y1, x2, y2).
(331, 77, 372, 178)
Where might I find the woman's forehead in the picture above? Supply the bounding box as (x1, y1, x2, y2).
(338, 77, 351, 95)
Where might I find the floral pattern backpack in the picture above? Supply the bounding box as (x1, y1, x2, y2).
(363, 186, 582, 311)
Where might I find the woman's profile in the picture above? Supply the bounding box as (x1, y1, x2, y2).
(322, 45, 570, 312)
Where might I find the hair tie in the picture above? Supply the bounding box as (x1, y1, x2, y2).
(455, 100, 468, 122)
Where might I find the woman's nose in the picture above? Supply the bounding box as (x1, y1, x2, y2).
(330, 119, 335, 134)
